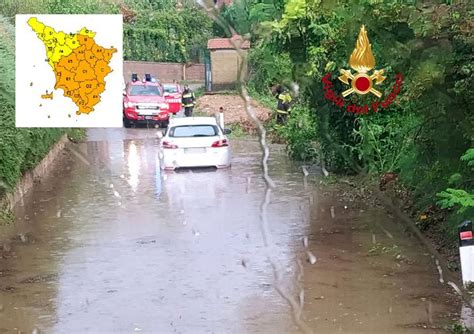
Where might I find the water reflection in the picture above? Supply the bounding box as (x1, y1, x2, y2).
(125, 140, 140, 192)
(155, 156, 162, 198)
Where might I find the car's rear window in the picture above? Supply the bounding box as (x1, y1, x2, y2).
(169, 125, 218, 137)
(129, 85, 162, 96)
(164, 85, 179, 93)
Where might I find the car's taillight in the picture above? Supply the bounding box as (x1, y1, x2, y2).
(162, 141, 178, 149)
(211, 139, 229, 148)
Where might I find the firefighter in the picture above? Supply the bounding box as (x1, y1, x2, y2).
(182, 85, 196, 117)
(275, 85, 292, 124)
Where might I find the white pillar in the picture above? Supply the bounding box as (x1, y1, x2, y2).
(460, 246, 474, 288)
(219, 110, 224, 129)
(459, 221, 474, 288)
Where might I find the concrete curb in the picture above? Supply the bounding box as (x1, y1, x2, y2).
(1, 134, 70, 210)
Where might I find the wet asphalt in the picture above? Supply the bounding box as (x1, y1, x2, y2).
(0, 128, 464, 333)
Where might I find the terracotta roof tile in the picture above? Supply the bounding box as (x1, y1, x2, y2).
(207, 35, 250, 50)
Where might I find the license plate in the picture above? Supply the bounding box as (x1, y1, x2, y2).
(184, 148, 206, 154)
(138, 103, 158, 109)
(145, 116, 154, 120)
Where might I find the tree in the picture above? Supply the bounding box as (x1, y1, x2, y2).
(245, 0, 473, 230)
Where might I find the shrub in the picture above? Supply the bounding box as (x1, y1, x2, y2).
(277, 105, 319, 162)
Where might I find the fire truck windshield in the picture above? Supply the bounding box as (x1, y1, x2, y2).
(129, 85, 162, 96)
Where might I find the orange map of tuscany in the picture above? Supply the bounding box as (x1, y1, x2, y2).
(28, 17, 117, 115)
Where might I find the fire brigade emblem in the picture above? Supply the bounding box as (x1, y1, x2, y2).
(338, 25, 385, 98)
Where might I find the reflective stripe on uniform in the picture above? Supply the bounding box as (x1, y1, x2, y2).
(278, 93, 292, 104)
(182, 90, 195, 108)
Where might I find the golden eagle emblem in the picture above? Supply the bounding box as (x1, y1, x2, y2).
(338, 25, 385, 98)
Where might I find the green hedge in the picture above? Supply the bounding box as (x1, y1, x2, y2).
(0, 16, 78, 196)
(0, 101, 67, 193)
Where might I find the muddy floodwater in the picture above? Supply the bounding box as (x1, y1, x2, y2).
(0, 128, 464, 333)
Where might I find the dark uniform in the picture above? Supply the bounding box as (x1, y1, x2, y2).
(182, 87, 196, 117)
(275, 87, 292, 124)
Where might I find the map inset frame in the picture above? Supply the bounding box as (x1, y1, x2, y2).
(16, 15, 123, 128)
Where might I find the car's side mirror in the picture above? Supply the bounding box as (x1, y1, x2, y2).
(223, 128, 232, 135)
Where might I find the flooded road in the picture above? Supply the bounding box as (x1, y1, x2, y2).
(0, 128, 462, 333)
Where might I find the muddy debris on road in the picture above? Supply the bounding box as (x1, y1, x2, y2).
(195, 94, 272, 125)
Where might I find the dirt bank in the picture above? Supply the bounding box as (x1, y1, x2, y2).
(195, 94, 272, 125)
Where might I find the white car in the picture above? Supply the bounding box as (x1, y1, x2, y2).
(159, 117, 232, 170)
